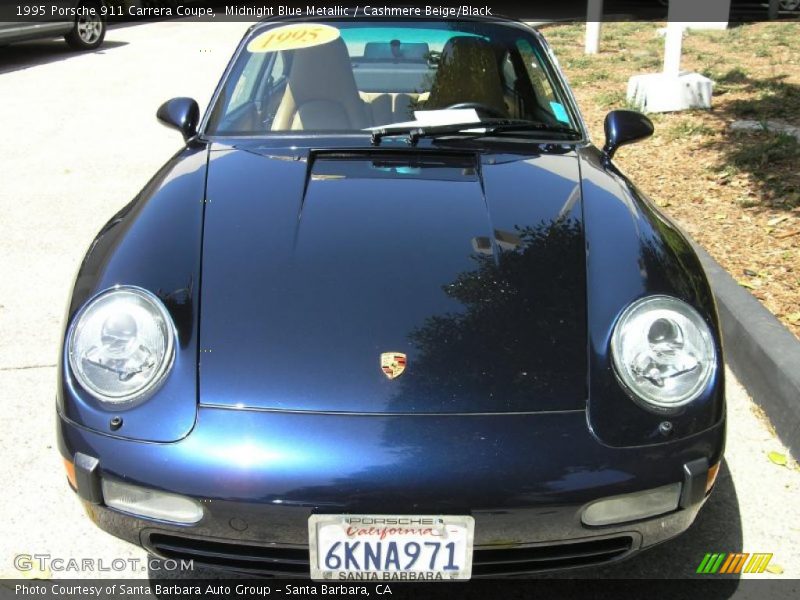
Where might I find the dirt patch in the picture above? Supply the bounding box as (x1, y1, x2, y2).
(543, 21, 800, 339)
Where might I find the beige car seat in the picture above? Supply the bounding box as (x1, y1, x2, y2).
(271, 38, 370, 130)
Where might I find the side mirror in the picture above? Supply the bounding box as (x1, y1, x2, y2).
(156, 97, 200, 141)
(603, 109, 654, 159)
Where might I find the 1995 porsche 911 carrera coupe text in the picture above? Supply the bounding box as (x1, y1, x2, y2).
(57, 16, 725, 580)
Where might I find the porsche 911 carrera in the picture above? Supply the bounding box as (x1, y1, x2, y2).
(57, 16, 725, 580)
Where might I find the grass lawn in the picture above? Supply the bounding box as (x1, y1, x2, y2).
(542, 21, 800, 339)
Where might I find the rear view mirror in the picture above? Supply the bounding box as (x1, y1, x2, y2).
(156, 97, 200, 141)
(603, 110, 654, 159)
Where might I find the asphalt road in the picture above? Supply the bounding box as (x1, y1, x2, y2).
(0, 21, 798, 592)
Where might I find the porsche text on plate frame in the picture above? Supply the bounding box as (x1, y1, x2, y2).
(57, 15, 725, 579)
(309, 514, 475, 580)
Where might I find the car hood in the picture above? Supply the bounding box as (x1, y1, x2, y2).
(199, 143, 587, 413)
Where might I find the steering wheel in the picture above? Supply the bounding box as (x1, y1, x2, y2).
(443, 102, 505, 119)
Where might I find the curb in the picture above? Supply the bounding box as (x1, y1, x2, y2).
(693, 244, 800, 460)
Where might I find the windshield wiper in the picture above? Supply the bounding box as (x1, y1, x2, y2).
(370, 119, 581, 146)
(486, 122, 582, 138)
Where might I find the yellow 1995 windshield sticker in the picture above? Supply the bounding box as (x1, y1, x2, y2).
(247, 24, 340, 53)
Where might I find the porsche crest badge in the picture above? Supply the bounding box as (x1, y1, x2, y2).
(380, 352, 407, 380)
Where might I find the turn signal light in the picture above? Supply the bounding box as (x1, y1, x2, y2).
(63, 458, 77, 489)
(706, 462, 721, 494)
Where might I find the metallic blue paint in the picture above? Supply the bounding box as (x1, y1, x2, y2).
(199, 145, 587, 413)
(579, 145, 725, 447)
(58, 407, 723, 551)
(57, 144, 206, 442)
(56, 18, 726, 575)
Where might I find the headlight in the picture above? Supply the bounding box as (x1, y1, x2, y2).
(67, 286, 175, 405)
(611, 296, 717, 410)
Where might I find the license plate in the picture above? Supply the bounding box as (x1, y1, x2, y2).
(309, 514, 474, 581)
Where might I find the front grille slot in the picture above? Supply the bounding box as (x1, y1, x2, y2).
(146, 533, 309, 576)
(472, 536, 634, 576)
(145, 532, 633, 577)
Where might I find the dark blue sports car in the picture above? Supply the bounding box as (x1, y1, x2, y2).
(58, 17, 725, 580)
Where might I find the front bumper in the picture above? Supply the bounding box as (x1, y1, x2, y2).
(58, 406, 724, 577)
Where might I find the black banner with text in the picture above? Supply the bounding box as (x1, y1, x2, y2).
(1, 0, 799, 23)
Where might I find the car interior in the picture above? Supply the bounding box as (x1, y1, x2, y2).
(209, 31, 565, 134)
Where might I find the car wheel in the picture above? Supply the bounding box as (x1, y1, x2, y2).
(65, 3, 106, 50)
(779, 0, 800, 10)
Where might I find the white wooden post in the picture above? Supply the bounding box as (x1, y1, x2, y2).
(627, 0, 715, 112)
(585, 0, 603, 54)
(663, 21, 684, 76)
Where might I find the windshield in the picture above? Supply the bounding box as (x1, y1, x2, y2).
(205, 20, 579, 136)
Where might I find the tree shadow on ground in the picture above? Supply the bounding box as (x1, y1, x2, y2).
(699, 68, 800, 213)
(0, 39, 128, 75)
